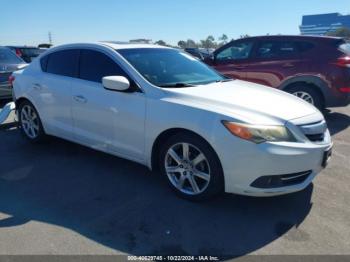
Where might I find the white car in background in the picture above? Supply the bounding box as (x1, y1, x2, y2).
(11, 42, 332, 201)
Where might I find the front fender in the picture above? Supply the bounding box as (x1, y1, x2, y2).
(144, 99, 222, 169)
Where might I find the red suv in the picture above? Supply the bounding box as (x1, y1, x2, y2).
(205, 35, 350, 110)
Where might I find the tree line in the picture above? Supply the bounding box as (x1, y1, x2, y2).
(154, 27, 350, 49)
(154, 34, 250, 49)
(326, 27, 350, 39)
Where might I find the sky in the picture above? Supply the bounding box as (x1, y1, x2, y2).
(0, 0, 349, 46)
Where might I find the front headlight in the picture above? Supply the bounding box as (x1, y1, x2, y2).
(222, 121, 297, 144)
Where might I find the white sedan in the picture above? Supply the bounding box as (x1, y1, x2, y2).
(12, 42, 332, 201)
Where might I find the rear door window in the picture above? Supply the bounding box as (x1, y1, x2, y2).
(46, 49, 79, 77)
(79, 49, 128, 83)
(297, 41, 315, 52)
(256, 41, 299, 59)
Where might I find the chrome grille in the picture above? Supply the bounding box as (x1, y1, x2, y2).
(299, 120, 327, 142)
(305, 133, 325, 142)
(0, 72, 11, 83)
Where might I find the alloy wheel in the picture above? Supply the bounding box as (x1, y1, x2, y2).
(293, 91, 314, 105)
(164, 142, 211, 195)
(20, 105, 40, 139)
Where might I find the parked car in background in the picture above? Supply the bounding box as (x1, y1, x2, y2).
(38, 43, 53, 49)
(12, 43, 332, 200)
(0, 47, 27, 99)
(7, 46, 46, 63)
(205, 35, 350, 110)
(185, 48, 212, 60)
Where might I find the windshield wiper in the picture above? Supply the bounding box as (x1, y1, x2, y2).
(201, 78, 234, 85)
(216, 79, 234, 83)
(159, 83, 196, 88)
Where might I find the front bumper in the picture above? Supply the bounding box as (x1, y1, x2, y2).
(214, 123, 332, 197)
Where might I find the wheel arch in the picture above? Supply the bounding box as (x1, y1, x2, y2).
(15, 96, 46, 132)
(15, 96, 31, 109)
(280, 75, 330, 106)
(150, 128, 223, 175)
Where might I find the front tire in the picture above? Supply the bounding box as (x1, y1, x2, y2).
(159, 132, 224, 201)
(18, 100, 46, 143)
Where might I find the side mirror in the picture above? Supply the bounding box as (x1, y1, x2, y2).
(102, 76, 130, 91)
(204, 54, 215, 65)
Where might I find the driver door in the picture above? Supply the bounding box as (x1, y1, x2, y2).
(212, 40, 255, 80)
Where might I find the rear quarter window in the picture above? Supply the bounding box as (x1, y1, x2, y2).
(40, 55, 49, 72)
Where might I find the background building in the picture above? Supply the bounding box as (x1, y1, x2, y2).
(300, 13, 350, 35)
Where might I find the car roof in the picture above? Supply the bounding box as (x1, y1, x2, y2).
(43, 42, 172, 53)
(100, 41, 171, 50)
(236, 35, 343, 42)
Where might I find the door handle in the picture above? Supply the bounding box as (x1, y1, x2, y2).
(233, 66, 246, 70)
(73, 95, 87, 103)
(282, 63, 295, 68)
(32, 83, 43, 90)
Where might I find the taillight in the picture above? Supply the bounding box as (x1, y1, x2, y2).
(339, 87, 350, 93)
(15, 49, 22, 57)
(336, 56, 350, 68)
(8, 75, 15, 87)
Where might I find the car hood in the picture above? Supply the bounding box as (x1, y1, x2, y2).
(163, 80, 323, 125)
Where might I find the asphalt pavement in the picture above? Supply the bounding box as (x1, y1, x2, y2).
(0, 100, 349, 258)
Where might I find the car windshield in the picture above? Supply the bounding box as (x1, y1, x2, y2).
(117, 48, 226, 87)
(0, 47, 24, 64)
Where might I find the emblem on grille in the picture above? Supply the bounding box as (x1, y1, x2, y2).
(0, 65, 8, 73)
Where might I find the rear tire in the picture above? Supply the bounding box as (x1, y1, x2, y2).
(286, 84, 324, 111)
(18, 100, 46, 143)
(159, 132, 224, 201)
